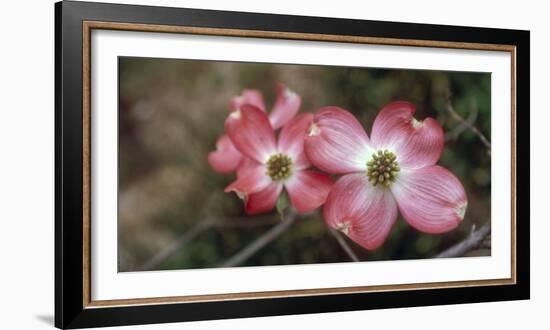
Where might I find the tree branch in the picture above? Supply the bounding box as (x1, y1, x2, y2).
(329, 229, 360, 262)
(437, 94, 492, 258)
(445, 96, 491, 154)
(434, 222, 491, 258)
(215, 214, 280, 228)
(137, 214, 280, 271)
(138, 218, 215, 271)
(445, 100, 479, 142)
(136, 193, 221, 271)
(219, 210, 298, 268)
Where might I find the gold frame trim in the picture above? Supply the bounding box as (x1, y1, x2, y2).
(82, 20, 517, 308)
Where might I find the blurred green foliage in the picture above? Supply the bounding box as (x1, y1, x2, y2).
(118, 57, 491, 271)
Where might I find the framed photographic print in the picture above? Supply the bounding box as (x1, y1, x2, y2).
(55, 0, 530, 328)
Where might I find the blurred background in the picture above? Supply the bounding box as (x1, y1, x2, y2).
(118, 56, 491, 272)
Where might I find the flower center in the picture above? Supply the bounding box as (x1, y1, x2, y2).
(366, 149, 400, 187)
(266, 153, 293, 181)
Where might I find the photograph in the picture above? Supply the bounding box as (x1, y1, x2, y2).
(50, 1, 530, 328)
(117, 57, 492, 272)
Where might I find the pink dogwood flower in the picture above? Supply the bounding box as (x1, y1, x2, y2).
(208, 84, 301, 173)
(224, 105, 333, 215)
(304, 102, 467, 250)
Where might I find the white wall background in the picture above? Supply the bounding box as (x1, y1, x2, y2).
(0, 0, 545, 329)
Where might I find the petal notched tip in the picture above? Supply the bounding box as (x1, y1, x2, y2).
(269, 83, 302, 129)
(230, 89, 266, 113)
(303, 107, 371, 174)
(223, 184, 248, 201)
(336, 221, 352, 236)
(323, 174, 398, 250)
(224, 104, 277, 163)
(456, 201, 468, 220)
(307, 123, 320, 137)
(392, 166, 467, 234)
(412, 118, 424, 129)
(229, 109, 241, 120)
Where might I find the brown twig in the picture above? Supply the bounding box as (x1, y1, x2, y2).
(445, 97, 491, 154)
(215, 215, 280, 228)
(329, 229, 360, 262)
(445, 100, 479, 142)
(136, 193, 220, 271)
(219, 210, 298, 268)
(434, 222, 491, 258)
(436, 94, 493, 258)
(137, 214, 280, 271)
(137, 218, 215, 271)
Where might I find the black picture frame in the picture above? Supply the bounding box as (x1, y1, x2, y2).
(55, 0, 530, 328)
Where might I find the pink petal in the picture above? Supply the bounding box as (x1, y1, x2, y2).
(371, 101, 416, 148)
(207, 135, 243, 173)
(245, 183, 283, 215)
(229, 89, 266, 112)
(323, 173, 398, 250)
(224, 161, 271, 198)
(225, 104, 277, 163)
(391, 166, 467, 234)
(371, 101, 444, 169)
(277, 113, 313, 170)
(236, 157, 259, 179)
(396, 118, 444, 169)
(268, 83, 301, 129)
(304, 107, 372, 174)
(285, 170, 334, 213)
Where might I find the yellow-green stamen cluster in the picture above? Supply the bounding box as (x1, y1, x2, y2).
(366, 150, 400, 187)
(266, 153, 293, 181)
